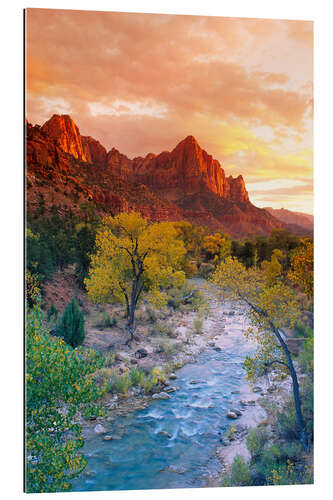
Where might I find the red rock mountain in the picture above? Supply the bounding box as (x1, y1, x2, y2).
(26, 114, 305, 237)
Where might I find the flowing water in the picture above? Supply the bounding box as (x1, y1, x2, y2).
(73, 307, 257, 492)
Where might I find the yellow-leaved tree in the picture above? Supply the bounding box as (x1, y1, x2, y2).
(85, 212, 186, 341)
(211, 256, 309, 450)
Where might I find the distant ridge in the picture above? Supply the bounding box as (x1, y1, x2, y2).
(264, 207, 313, 232)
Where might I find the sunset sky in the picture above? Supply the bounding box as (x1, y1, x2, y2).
(26, 8, 313, 214)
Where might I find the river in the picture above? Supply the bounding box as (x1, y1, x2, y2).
(73, 300, 259, 492)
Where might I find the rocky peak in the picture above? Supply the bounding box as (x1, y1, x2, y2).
(82, 136, 107, 166)
(41, 114, 87, 162)
(227, 175, 250, 203)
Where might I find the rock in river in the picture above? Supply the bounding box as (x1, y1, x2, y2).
(169, 373, 177, 380)
(103, 435, 113, 441)
(94, 424, 106, 434)
(229, 408, 242, 416)
(152, 392, 171, 400)
(226, 411, 238, 419)
(158, 431, 172, 438)
(165, 386, 179, 393)
(253, 386, 263, 393)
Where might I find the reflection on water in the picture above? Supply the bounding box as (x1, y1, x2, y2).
(73, 322, 255, 492)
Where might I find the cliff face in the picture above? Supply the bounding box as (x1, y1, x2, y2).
(82, 136, 107, 166)
(26, 114, 288, 237)
(131, 136, 249, 204)
(25, 122, 183, 223)
(41, 114, 88, 162)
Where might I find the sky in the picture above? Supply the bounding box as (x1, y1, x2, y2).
(25, 8, 313, 214)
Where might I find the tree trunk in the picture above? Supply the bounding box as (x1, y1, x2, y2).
(271, 322, 309, 451)
(126, 279, 138, 344)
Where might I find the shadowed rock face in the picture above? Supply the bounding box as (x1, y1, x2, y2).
(82, 136, 107, 166)
(26, 114, 290, 237)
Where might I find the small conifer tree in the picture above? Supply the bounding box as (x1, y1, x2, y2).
(56, 298, 85, 348)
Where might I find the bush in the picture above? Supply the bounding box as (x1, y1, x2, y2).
(56, 298, 85, 348)
(25, 302, 105, 492)
(152, 320, 174, 337)
(111, 372, 131, 396)
(193, 316, 203, 334)
(246, 427, 269, 461)
(275, 378, 313, 442)
(129, 367, 146, 387)
(26, 270, 41, 307)
(230, 455, 252, 486)
(298, 332, 314, 375)
(47, 302, 58, 321)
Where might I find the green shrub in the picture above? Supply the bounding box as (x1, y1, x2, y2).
(152, 320, 174, 337)
(111, 372, 131, 396)
(193, 316, 203, 334)
(47, 302, 58, 321)
(230, 455, 252, 486)
(129, 367, 146, 387)
(298, 332, 314, 375)
(246, 427, 269, 460)
(275, 379, 313, 442)
(56, 298, 85, 348)
(146, 306, 158, 322)
(294, 320, 313, 339)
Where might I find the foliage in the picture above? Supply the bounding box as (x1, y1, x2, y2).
(47, 302, 58, 322)
(230, 455, 252, 486)
(173, 221, 209, 259)
(275, 378, 313, 442)
(56, 298, 85, 348)
(261, 248, 283, 286)
(26, 270, 41, 307)
(25, 302, 106, 493)
(152, 320, 174, 338)
(85, 212, 186, 337)
(246, 427, 269, 461)
(203, 232, 231, 263)
(288, 239, 314, 297)
(26, 212, 99, 283)
(298, 332, 314, 375)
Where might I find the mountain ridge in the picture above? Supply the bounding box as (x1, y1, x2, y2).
(26, 114, 310, 237)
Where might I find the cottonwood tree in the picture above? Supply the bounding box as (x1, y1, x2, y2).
(211, 256, 309, 450)
(85, 212, 186, 341)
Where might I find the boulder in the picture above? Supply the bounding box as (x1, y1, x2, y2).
(169, 373, 177, 380)
(253, 386, 263, 393)
(227, 411, 238, 419)
(164, 386, 178, 393)
(135, 348, 148, 359)
(229, 408, 242, 416)
(94, 423, 106, 434)
(158, 431, 171, 438)
(152, 392, 171, 400)
(103, 435, 113, 441)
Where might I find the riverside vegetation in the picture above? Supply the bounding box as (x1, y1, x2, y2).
(25, 210, 314, 492)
